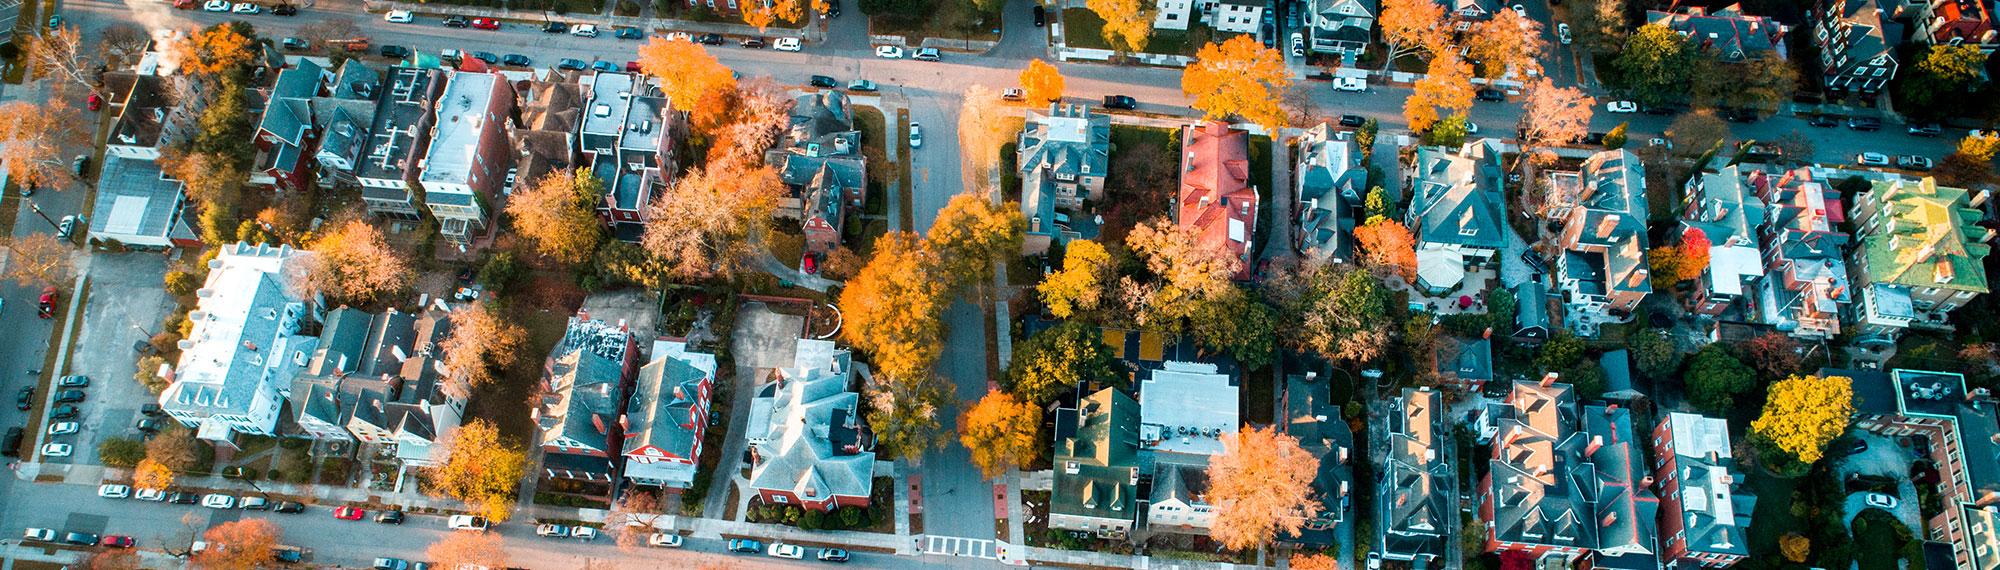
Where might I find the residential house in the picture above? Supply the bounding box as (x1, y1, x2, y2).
(1177, 121, 1260, 281)
(419, 70, 517, 245)
(1156, 0, 1197, 31)
(509, 70, 584, 188)
(1018, 104, 1112, 253)
(88, 155, 199, 249)
(1205, 0, 1267, 34)
(1680, 164, 1769, 317)
(1406, 140, 1507, 293)
(1478, 376, 1660, 568)
(1911, 0, 2000, 53)
(1138, 361, 1238, 533)
(288, 304, 466, 467)
(582, 72, 682, 242)
(1754, 167, 1852, 340)
(252, 59, 329, 191)
(1845, 368, 2000, 570)
(536, 315, 639, 484)
(311, 60, 384, 190)
(1847, 177, 1993, 346)
(1280, 373, 1354, 548)
(1645, 5, 1789, 62)
(158, 243, 321, 441)
(621, 339, 718, 490)
(1432, 335, 1493, 391)
(1551, 150, 1651, 333)
(1294, 123, 1366, 263)
(1513, 280, 1552, 343)
(1439, 0, 1497, 21)
(1307, 0, 1379, 55)
(745, 339, 876, 511)
(1814, 0, 1902, 93)
(1378, 387, 1452, 563)
(1051, 387, 1142, 538)
(1651, 413, 1754, 568)
(357, 66, 443, 221)
(765, 90, 866, 256)
(683, 0, 745, 17)
(103, 57, 207, 162)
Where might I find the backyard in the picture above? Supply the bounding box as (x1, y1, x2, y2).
(1062, 8, 1211, 56)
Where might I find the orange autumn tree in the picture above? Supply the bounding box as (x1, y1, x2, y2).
(192, 519, 280, 570)
(175, 23, 257, 77)
(426, 531, 510, 570)
(1289, 553, 1341, 570)
(134, 459, 174, 491)
(1182, 35, 1292, 133)
(637, 38, 738, 132)
(1353, 218, 1418, 282)
(742, 0, 827, 30)
(958, 390, 1042, 479)
(1404, 51, 1475, 132)
(1019, 59, 1066, 105)
(1207, 426, 1321, 550)
(838, 232, 950, 380)
(1378, 0, 1447, 69)
(302, 219, 411, 304)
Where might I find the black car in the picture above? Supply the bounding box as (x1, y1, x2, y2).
(1907, 123, 1943, 137)
(136, 418, 161, 432)
(1832, 438, 1869, 457)
(1475, 88, 1505, 102)
(272, 4, 296, 15)
(49, 405, 77, 419)
(471, 52, 499, 64)
(1338, 114, 1366, 127)
(1847, 117, 1882, 131)
(63, 532, 98, 546)
(376, 510, 405, 524)
(557, 58, 587, 70)
(379, 45, 411, 58)
(543, 21, 569, 33)
(1642, 105, 1679, 116)
(141, 403, 164, 416)
(55, 389, 85, 403)
(1582, 132, 1606, 145)
(615, 27, 643, 39)
(698, 33, 724, 45)
(2, 427, 22, 456)
(1102, 95, 1137, 110)
(1721, 108, 1758, 123)
(275, 501, 306, 514)
(14, 392, 29, 411)
(1808, 114, 1840, 127)
(740, 38, 765, 48)
(809, 75, 839, 88)
(826, 0, 840, 16)
(442, 15, 469, 28)
(501, 54, 532, 66)
(1032, 4, 1045, 26)
(168, 492, 199, 505)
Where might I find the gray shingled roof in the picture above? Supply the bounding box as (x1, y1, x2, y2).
(623, 341, 718, 479)
(1052, 388, 1141, 524)
(745, 341, 876, 502)
(1407, 140, 1507, 251)
(89, 155, 186, 245)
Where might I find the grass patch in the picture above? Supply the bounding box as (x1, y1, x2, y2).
(896, 108, 914, 231)
(1852, 508, 1923, 570)
(1147, 22, 1215, 57)
(1000, 141, 1021, 205)
(856, 105, 891, 211)
(1743, 470, 1801, 559)
(1248, 134, 1273, 261)
(767, 231, 804, 271)
(1110, 124, 1177, 155)
(870, 0, 999, 43)
(1062, 9, 1111, 51)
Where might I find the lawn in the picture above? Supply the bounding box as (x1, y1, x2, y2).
(1000, 141, 1021, 205)
(1852, 509, 1924, 570)
(870, 0, 999, 43)
(1110, 124, 1177, 156)
(1743, 470, 1801, 561)
(1248, 134, 1273, 261)
(1147, 23, 1216, 56)
(856, 105, 891, 212)
(896, 108, 914, 231)
(1062, 9, 1113, 51)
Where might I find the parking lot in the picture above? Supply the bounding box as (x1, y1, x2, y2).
(42, 252, 177, 466)
(1833, 431, 1923, 530)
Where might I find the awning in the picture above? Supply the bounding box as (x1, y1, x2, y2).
(1416, 249, 1466, 291)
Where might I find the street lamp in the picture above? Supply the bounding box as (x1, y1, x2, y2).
(23, 197, 60, 232)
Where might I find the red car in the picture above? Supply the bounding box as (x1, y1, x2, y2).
(101, 535, 135, 548)
(86, 92, 103, 111)
(333, 506, 365, 520)
(38, 287, 55, 319)
(470, 18, 499, 30)
(623, 60, 640, 72)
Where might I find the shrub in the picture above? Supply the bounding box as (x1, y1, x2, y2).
(800, 509, 824, 530)
(98, 437, 146, 467)
(783, 505, 802, 524)
(838, 506, 866, 528)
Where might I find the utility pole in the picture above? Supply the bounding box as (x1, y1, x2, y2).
(23, 197, 61, 233)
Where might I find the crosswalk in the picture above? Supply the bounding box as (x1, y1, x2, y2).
(925, 535, 999, 559)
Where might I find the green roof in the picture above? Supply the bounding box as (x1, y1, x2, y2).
(1051, 388, 1141, 522)
(1856, 178, 1991, 294)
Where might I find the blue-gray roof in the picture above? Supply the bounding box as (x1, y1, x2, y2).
(89, 155, 186, 244)
(1406, 140, 1507, 251)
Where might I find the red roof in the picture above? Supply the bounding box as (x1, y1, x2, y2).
(1176, 121, 1260, 279)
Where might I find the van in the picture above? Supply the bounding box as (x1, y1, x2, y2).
(912, 47, 940, 61)
(439, 49, 464, 63)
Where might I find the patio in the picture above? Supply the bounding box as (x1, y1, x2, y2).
(1383, 265, 1500, 316)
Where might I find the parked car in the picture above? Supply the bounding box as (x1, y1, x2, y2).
(22, 528, 55, 542)
(376, 510, 404, 524)
(908, 122, 923, 148)
(448, 515, 488, 530)
(624, 60, 642, 72)
(98, 484, 131, 499)
(136, 489, 167, 501)
(740, 38, 765, 48)
(590, 60, 618, 72)
(648, 533, 684, 547)
(50, 405, 78, 419)
(57, 213, 83, 239)
(557, 58, 586, 70)
(280, 37, 309, 50)
(240, 497, 270, 510)
(379, 45, 410, 58)
(571, 24, 598, 37)
(1289, 32, 1304, 56)
(1, 428, 20, 455)
(913, 47, 940, 61)
(441, 15, 468, 27)
(698, 33, 724, 45)
(728, 538, 764, 553)
(1865, 493, 1899, 509)
(57, 375, 88, 387)
(1847, 117, 1882, 131)
(40, 443, 73, 457)
(873, 45, 903, 59)
(14, 388, 29, 411)
(275, 501, 306, 513)
(271, 4, 295, 15)
(1333, 77, 1366, 92)
(809, 75, 839, 88)
(1605, 101, 1638, 113)
(1476, 88, 1505, 102)
(470, 52, 499, 64)
(137, 418, 162, 433)
(614, 27, 643, 39)
(848, 80, 879, 92)
(167, 492, 198, 504)
(1000, 87, 1024, 100)
(1033, 4, 1045, 26)
(1908, 123, 1943, 137)
(537, 524, 572, 538)
(333, 506, 365, 520)
(817, 548, 851, 562)
(48, 421, 78, 435)
(571, 527, 599, 541)
(774, 37, 801, 51)
(201, 0, 230, 11)
(141, 403, 164, 416)
(1897, 155, 1935, 170)
(202, 494, 237, 509)
(383, 9, 413, 22)
(1557, 23, 1571, 44)
(767, 543, 807, 559)
(1102, 95, 1138, 110)
(101, 535, 136, 548)
(1721, 107, 1759, 123)
(229, 2, 259, 14)
(63, 532, 99, 546)
(1854, 152, 1891, 167)
(1338, 114, 1367, 128)
(501, 54, 531, 66)
(372, 558, 411, 570)
(54, 389, 85, 403)
(542, 21, 568, 33)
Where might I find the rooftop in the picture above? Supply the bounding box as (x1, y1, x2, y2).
(89, 155, 190, 244)
(1139, 361, 1240, 457)
(420, 71, 501, 186)
(159, 243, 316, 422)
(356, 66, 438, 184)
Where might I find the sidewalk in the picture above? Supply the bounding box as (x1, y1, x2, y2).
(360, 0, 821, 41)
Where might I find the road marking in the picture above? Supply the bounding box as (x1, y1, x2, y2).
(925, 535, 998, 559)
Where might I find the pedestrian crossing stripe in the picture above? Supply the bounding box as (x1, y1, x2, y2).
(924, 535, 999, 559)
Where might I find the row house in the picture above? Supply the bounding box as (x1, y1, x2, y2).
(311, 61, 385, 190)
(1911, 0, 2000, 52)
(1378, 387, 1453, 563)
(1848, 177, 1993, 346)
(535, 315, 640, 484)
(582, 72, 682, 242)
(1844, 368, 2000, 570)
(1018, 104, 1111, 253)
(1176, 121, 1260, 281)
(621, 339, 718, 490)
(1650, 413, 1754, 568)
(1754, 167, 1853, 340)
(1139, 362, 1240, 534)
(1814, 0, 1902, 93)
(1550, 150, 1651, 334)
(1440, 0, 1497, 22)
(251, 60, 330, 191)
(509, 70, 584, 190)
(1306, 0, 1379, 56)
(1477, 376, 1660, 569)
(1406, 140, 1507, 293)
(289, 303, 466, 467)
(1294, 123, 1366, 263)
(1680, 164, 1770, 317)
(1155, 0, 1268, 34)
(1645, 4, 1789, 62)
(1280, 373, 1354, 549)
(158, 243, 322, 442)
(765, 91, 866, 257)
(744, 339, 877, 511)
(103, 52, 209, 162)
(419, 71, 517, 245)
(1051, 387, 1142, 538)
(357, 66, 443, 221)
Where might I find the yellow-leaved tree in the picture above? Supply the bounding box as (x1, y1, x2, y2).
(301, 219, 412, 304)
(1181, 35, 1293, 133)
(134, 459, 175, 491)
(742, 0, 827, 30)
(838, 232, 950, 380)
(1378, 0, 1447, 70)
(1206, 426, 1321, 551)
(438, 301, 528, 388)
(926, 193, 1026, 286)
(1750, 374, 1854, 476)
(958, 390, 1042, 479)
(1038, 239, 1114, 319)
(505, 168, 605, 265)
(1019, 58, 1066, 105)
(636, 38, 739, 133)
(427, 419, 528, 522)
(175, 23, 257, 77)
(1085, 0, 1155, 53)
(1404, 51, 1475, 133)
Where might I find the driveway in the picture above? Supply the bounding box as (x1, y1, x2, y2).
(51, 252, 176, 467)
(705, 302, 806, 519)
(1832, 431, 1922, 531)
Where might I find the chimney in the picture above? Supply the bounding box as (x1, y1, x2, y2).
(592, 414, 608, 435)
(1541, 372, 1560, 387)
(1641, 475, 1655, 488)
(1483, 327, 1494, 339)
(1973, 189, 1991, 208)
(1586, 435, 1604, 456)
(1601, 511, 1618, 528)
(1979, 491, 2000, 507)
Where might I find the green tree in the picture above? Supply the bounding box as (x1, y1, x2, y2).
(866, 374, 953, 461)
(98, 437, 147, 468)
(1613, 23, 1694, 108)
(1188, 288, 1278, 370)
(1363, 186, 1390, 220)
(1006, 321, 1125, 404)
(1534, 331, 1585, 372)
(1686, 343, 1755, 414)
(1423, 113, 1470, 147)
(1604, 121, 1629, 149)
(1265, 260, 1393, 364)
(1897, 45, 1987, 116)
(1627, 329, 1681, 379)
(1562, 358, 1607, 401)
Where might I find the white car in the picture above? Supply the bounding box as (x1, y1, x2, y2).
(571, 527, 598, 541)
(40, 443, 72, 457)
(908, 122, 923, 148)
(1333, 77, 1366, 92)
(202, 0, 230, 11)
(1606, 101, 1638, 113)
(1866, 493, 1899, 509)
(1510, 3, 1526, 16)
(665, 31, 693, 42)
(231, 2, 260, 14)
(774, 37, 801, 51)
(384, 9, 413, 22)
(1855, 152, 1891, 167)
(571, 24, 598, 37)
(47, 421, 78, 435)
(767, 543, 807, 559)
(23, 528, 56, 542)
(201, 494, 237, 509)
(648, 533, 684, 548)
(135, 488, 167, 501)
(1557, 23, 1572, 44)
(874, 45, 904, 59)
(447, 515, 489, 531)
(98, 484, 131, 499)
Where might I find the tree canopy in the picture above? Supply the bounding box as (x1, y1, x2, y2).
(1181, 35, 1293, 132)
(1085, 0, 1156, 52)
(427, 419, 527, 521)
(838, 232, 951, 381)
(1265, 260, 1393, 364)
(505, 168, 606, 264)
(1613, 24, 1694, 108)
(301, 220, 411, 304)
(1038, 239, 1115, 319)
(1020, 59, 1065, 105)
(959, 390, 1043, 479)
(1686, 343, 1755, 414)
(1006, 321, 1125, 404)
(1206, 426, 1321, 550)
(1751, 374, 1855, 473)
(193, 519, 280, 570)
